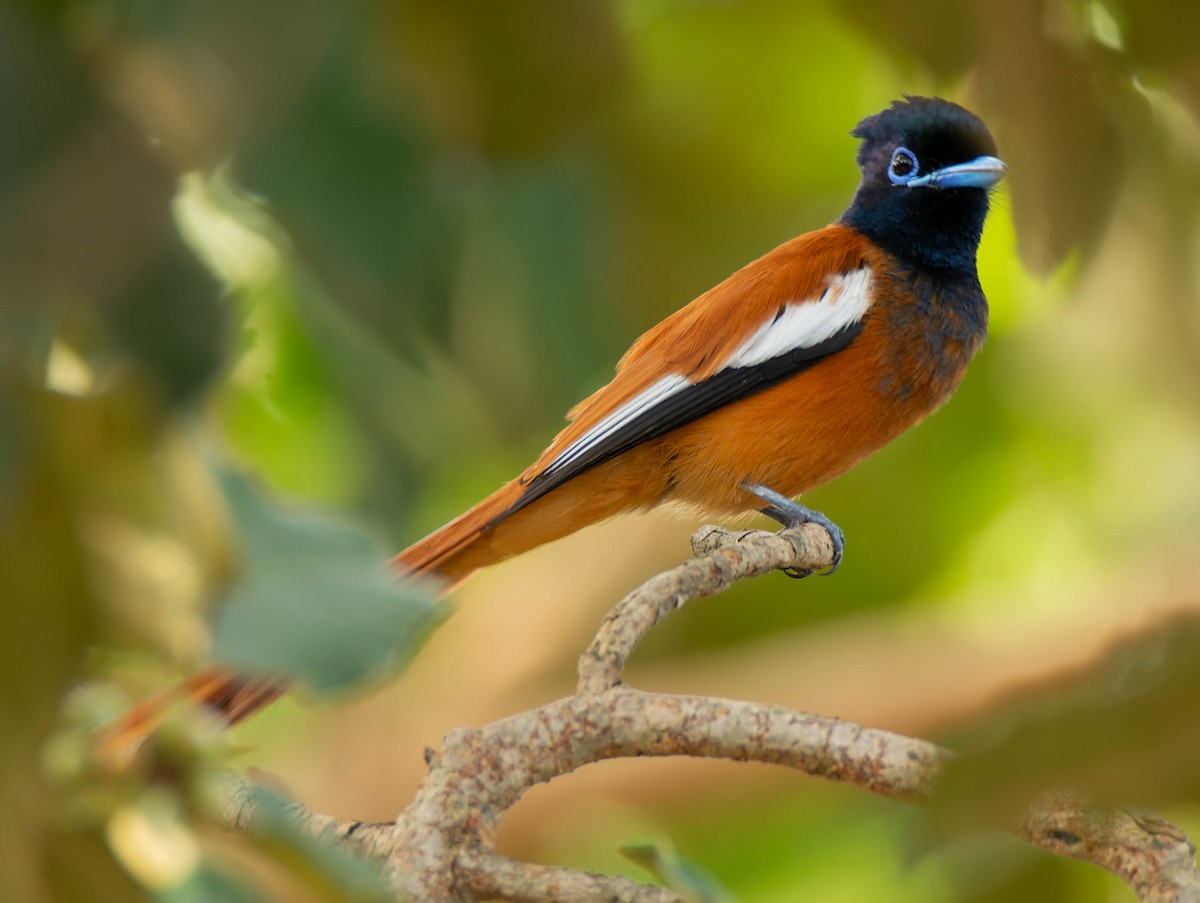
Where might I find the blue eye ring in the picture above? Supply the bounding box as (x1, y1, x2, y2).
(888, 147, 919, 184)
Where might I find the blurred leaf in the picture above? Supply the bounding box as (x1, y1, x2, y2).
(386, 0, 627, 158)
(236, 788, 392, 903)
(159, 866, 264, 903)
(1121, 0, 1200, 118)
(236, 22, 463, 352)
(930, 616, 1200, 830)
(837, 0, 978, 76)
(106, 791, 202, 891)
(106, 241, 227, 406)
(41, 828, 145, 903)
(0, 379, 157, 903)
(621, 839, 736, 903)
(211, 468, 443, 692)
(975, 0, 1138, 275)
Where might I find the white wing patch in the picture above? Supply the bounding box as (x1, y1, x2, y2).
(543, 374, 689, 476)
(542, 267, 872, 477)
(724, 267, 872, 369)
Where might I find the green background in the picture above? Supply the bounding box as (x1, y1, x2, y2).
(5, 0, 1200, 900)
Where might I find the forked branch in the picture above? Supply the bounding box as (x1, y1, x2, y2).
(227, 524, 1200, 902)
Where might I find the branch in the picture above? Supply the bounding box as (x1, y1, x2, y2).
(226, 524, 1200, 902)
(577, 523, 836, 694)
(1019, 795, 1200, 903)
(387, 690, 941, 900)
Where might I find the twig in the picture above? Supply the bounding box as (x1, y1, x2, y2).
(225, 524, 1200, 902)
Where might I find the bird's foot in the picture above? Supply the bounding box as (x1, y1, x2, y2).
(741, 481, 844, 577)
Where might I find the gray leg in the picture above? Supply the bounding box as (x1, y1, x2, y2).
(741, 480, 845, 576)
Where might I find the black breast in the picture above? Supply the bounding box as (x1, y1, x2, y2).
(875, 263, 988, 404)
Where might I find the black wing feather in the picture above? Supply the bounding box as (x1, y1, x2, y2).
(503, 321, 864, 518)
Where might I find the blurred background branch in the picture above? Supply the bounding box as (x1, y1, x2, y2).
(5, 0, 1200, 900)
(1018, 797, 1200, 903)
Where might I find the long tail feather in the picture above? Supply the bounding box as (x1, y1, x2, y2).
(96, 484, 526, 759)
(392, 462, 659, 587)
(94, 667, 288, 764)
(390, 480, 529, 585)
(100, 459, 656, 759)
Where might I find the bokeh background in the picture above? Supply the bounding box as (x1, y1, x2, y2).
(5, 0, 1200, 900)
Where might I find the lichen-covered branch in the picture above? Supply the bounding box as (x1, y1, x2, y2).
(386, 688, 942, 898)
(226, 524, 1199, 902)
(456, 850, 684, 903)
(577, 523, 834, 694)
(1019, 795, 1200, 903)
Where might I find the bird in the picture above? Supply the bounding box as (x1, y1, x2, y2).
(100, 96, 1006, 752)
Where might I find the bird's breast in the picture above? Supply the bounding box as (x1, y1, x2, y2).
(657, 261, 989, 512)
(869, 263, 988, 408)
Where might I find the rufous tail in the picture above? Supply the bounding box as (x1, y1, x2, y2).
(99, 467, 647, 760)
(390, 479, 531, 586)
(94, 666, 288, 765)
(390, 463, 658, 586)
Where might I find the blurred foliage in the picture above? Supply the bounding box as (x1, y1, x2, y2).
(226, 788, 394, 903)
(933, 615, 1200, 827)
(621, 839, 737, 903)
(4, 0, 1200, 900)
(211, 469, 441, 692)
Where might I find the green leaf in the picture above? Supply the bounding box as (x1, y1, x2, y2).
(235, 788, 393, 903)
(621, 839, 737, 903)
(211, 469, 444, 692)
(159, 867, 264, 903)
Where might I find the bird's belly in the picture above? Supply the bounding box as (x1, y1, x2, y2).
(658, 341, 960, 514)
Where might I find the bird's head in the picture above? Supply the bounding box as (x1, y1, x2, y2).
(841, 96, 1006, 272)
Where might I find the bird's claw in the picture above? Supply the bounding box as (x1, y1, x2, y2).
(781, 565, 815, 579)
(741, 480, 845, 576)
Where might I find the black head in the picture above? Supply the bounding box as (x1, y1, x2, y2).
(840, 96, 1004, 272)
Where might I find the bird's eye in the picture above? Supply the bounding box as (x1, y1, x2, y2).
(888, 147, 919, 184)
